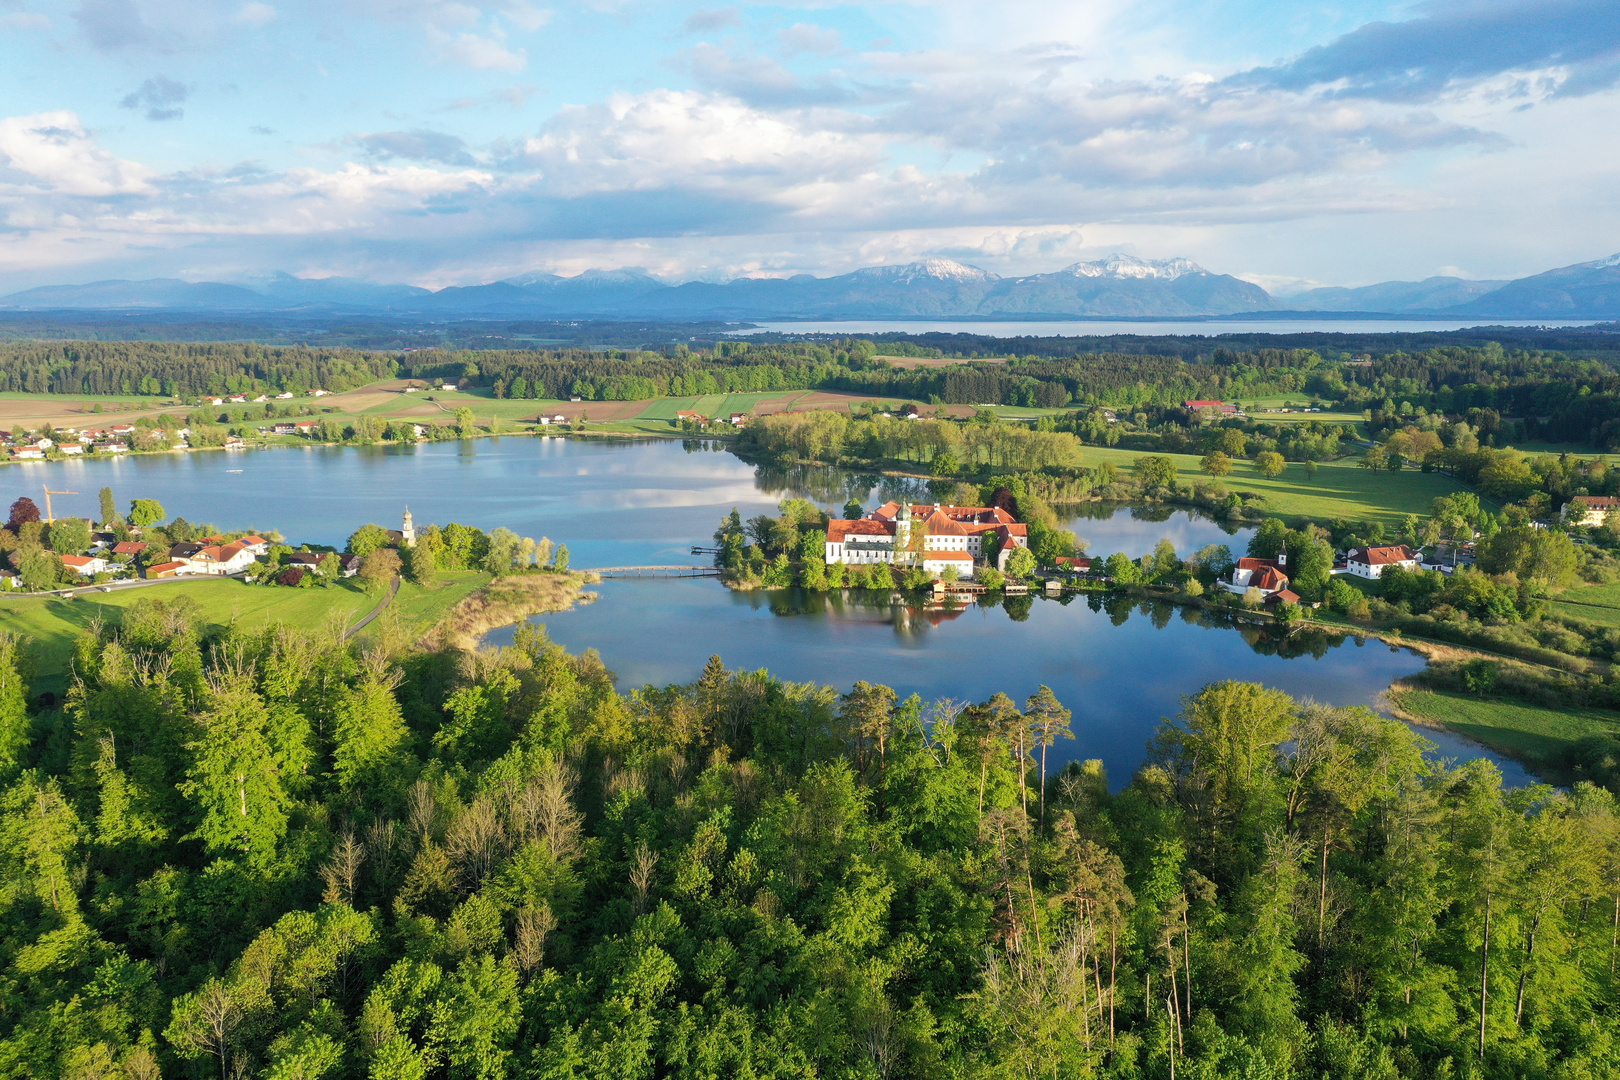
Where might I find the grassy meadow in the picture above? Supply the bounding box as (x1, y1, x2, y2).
(1391, 686, 1620, 772)
(1077, 446, 1482, 528)
(0, 570, 493, 692)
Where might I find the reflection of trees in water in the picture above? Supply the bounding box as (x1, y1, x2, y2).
(747, 584, 1368, 661)
(680, 439, 729, 454)
(751, 462, 934, 509)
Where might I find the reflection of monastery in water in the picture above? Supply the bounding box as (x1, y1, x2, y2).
(824, 502, 1030, 574)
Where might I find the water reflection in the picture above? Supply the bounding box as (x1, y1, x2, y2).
(492, 577, 1464, 786)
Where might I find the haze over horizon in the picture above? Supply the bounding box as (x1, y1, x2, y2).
(2, 0, 1617, 295)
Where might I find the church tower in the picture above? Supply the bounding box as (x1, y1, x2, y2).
(402, 507, 416, 547)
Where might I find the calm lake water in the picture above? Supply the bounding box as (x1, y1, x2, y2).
(8, 436, 1527, 785)
(492, 578, 1528, 788)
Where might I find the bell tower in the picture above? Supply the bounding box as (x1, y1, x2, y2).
(402, 507, 416, 547)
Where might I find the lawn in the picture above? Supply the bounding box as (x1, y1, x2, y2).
(1077, 447, 1480, 528)
(1546, 581, 1620, 628)
(0, 571, 494, 692)
(1390, 687, 1620, 769)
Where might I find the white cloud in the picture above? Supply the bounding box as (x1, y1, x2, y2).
(1, 11, 50, 29)
(235, 2, 275, 26)
(433, 26, 526, 70)
(778, 23, 842, 58)
(517, 89, 884, 197)
(0, 111, 154, 196)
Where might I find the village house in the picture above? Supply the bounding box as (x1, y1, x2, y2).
(277, 391, 295, 399)
(674, 410, 707, 425)
(0, 570, 18, 588)
(239, 535, 270, 555)
(59, 443, 84, 455)
(338, 553, 363, 577)
(225, 436, 246, 449)
(271, 422, 298, 435)
(294, 421, 319, 435)
(1561, 495, 1620, 527)
(112, 541, 148, 558)
(824, 503, 1030, 574)
(538, 414, 568, 426)
(145, 560, 187, 579)
(186, 543, 256, 575)
(60, 554, 110, 576)
(1227, 555, 1290, 596)
(1184, 399, 1240, 415)
(12, 448, 43, 460)
(95, 442, 128, 454)
(1345, 545, 1420, 579)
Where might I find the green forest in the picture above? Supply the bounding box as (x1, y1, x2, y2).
(11, 333, 1620, 446)
(0, 601, 1615, 1080)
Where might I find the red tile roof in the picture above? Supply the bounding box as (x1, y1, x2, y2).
(924, 550, 974, 561)
(1573, 496, 1620, 509)
(111, 541, 146, 555)
(1268, 589, 1301, 605)
(61, 555, 99, 568)
(1236, 557, 1285, 571)
(827, 519, 896, 543)
(1350, 545, 1417, 566)
(1249, 565, 1289, 590)
(146, 561, 186, 576)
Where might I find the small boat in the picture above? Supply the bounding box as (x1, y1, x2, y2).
(226, 469, 243, 473)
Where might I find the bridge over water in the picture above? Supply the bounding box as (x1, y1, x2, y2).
(584, 565, 722, 578)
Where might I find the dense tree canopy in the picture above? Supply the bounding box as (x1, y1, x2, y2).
(0, 600, 1612, 1080)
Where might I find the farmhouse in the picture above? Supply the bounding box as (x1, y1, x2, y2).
(187, 543, 256, 575)
(1184, 399, 1239, 415)
(824, 503, 1029, 572)
(1346, 545, 1420, 579)
(1562, 495, 1620, 527)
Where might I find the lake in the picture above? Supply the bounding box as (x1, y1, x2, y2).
(8, 436, 1527, 784)
(491, 577, 1527, 788)
(733, 318, 1602, 338)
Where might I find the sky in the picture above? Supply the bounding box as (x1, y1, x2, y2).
(0, 0, 1617, 294)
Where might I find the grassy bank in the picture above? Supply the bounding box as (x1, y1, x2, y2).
(1389, 685, 1620, 775)
(0, 570, 499, 693)
(1073, 447, 1484, 528)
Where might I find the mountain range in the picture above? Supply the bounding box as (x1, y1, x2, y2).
(2, 253, 1618, 320)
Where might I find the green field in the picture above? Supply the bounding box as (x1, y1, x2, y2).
(1078, 447, 1481, 528)
(1546, 580, 1620, 628)
(0, 571, 492, 692)
(1392, 687, 1620, 769)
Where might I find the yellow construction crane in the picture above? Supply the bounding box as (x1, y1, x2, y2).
(42, 486, 78, 524)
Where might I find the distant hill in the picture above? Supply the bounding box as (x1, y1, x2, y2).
(0, 278, 277, 311)
(6, 252, 1619, 320)
(1284, 276, 1508, 313)
(1446, 254, 1620, 318)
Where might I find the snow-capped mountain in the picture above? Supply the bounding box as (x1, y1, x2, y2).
(1060, 255, 1207, 281)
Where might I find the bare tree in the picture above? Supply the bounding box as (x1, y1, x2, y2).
(534, 758, 584, 862)
(365, 818, 400, 895)
(630, 841, 658, 915)
(406, 779, 440, 844)
(512, 902, 556, 974)
(445, 797, 506, 889)
(320, 830, 366, 905)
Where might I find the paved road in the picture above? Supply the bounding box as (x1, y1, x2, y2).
(344, 574, 401, 639)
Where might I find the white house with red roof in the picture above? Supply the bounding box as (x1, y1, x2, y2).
(1226, 554, 1290, 596)
(185, 542, 256, 576)
(61, 554, 110, 576)
(1562, 495, 1620, 527)
(824, 502, 1029, 574)
(1346, 545, 1419, 579)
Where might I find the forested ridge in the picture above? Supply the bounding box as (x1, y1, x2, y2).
(12, 334, 1620, 444)
(0, 602, 1615, 1080)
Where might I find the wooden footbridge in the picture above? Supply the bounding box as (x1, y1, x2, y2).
(586, 565, 723, 578)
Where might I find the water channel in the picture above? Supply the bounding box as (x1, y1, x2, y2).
(6, 437, 1530, 786)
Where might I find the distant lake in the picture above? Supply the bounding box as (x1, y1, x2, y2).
(733, 318, 1602, 338)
